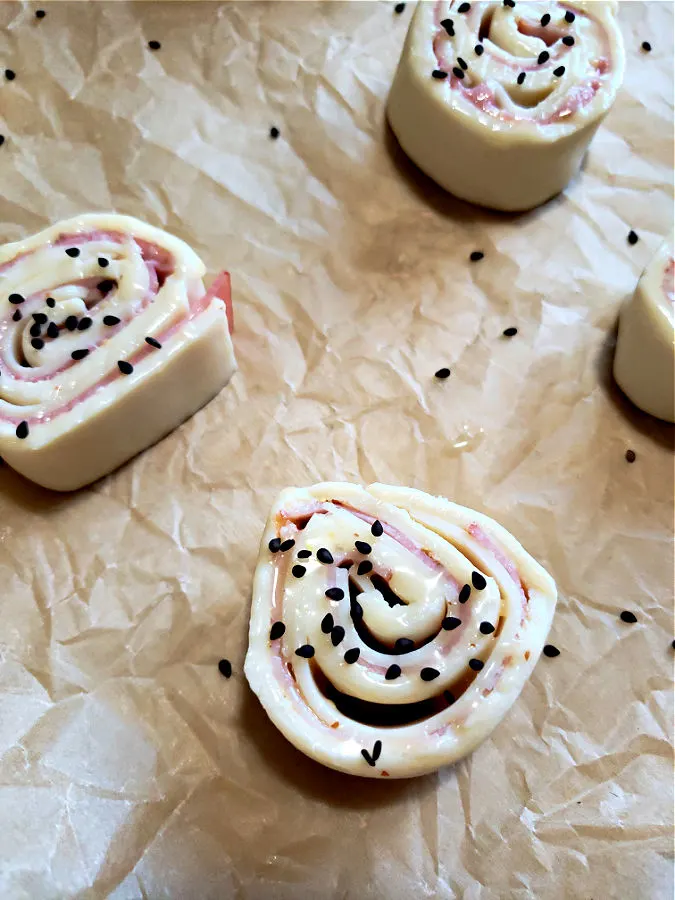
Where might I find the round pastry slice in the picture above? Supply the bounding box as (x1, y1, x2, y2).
(0, 214, 236, 490)
(614, 236, 675, 423)
(245, 483, 557, 779)
(387, 1, 625, 211)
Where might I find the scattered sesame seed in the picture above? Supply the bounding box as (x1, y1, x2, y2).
(103, 315, 120, 326)
(553, 65, 565, 76)
(371, 520, 384, 537)
(440, 18, 454, 36)
(331, 626, 345, 646)
(279, 538, 295, 552)
(470, 250, 484, 261)
(71, 349, 89, 360)
(269, 126, 280, 139)
(8, 293, 24, 304)
(47, 322, 59, 339)
(317, 548, 334, 564)
(292, 564, 306, 578)
(475, 44, 484, 56)
(627, 230, 639, 245)
(479, 621, 495, 634)
(458, 2, 470, 11)
(77, 316, 92, 331)
(421, 667, 440, 681)
(117, 360, 133, 375)
(35, 9, 46, 18)
(344, 647, 360, 664)
(504, 0, 515, 6)
(625, 449, 636, 463)
(435, 367, 451, 379)
(469, 658, 484, 671)
(33, 312, 47, 324)
(29, 323, 41, 337)
(540, 13, 551, 26)
(395, 2, 406, 13)
(351, 599, 364, 620)
(355, 540, 372, 554)
(65, 247, 80, 257)
(325, 587, 345, 601)
(148, 40, 161, 50)
(672, 640, 675, 650)
(620, 610, 637, 624)
(444, 690, 456, 704)
(457, 57, 468, 70)
(538, 51, 550, 65)
(372, 739, 382, 760)
(31, 338, 44, 350)
(517, 72, 526, 85)
(295, 644, 315, 658)
(321, 613, 334, 634)
(452, 66, 465, 79)
(268, 537, 281, 553)
(385, 664, 402, 680)
(394, 637, 415, 652)
(562, 35, 575, 46)
(297, 549, 312, 558)
(472, 571, 487, 590)
(442, 616, 462, 630)
(361, 748, 376, 766)
(145, 336, 162, 349)
(270, 621, 285, 640)
(503, 326, 518, 337)
(5, 70, 16, 81)
(459, 584, 471, 603)
(16, 421, 29, 439)
(98, 257, 109, 268)
(641, 41, 651, 52)
(218, 658, 232, 678)
(357, 560, 373, 575)
(65, 315, 78, 331)
(565, 11, 575, 22)
(12, 310, 21, 321)
(432, 69, 448, 79)
(46, 297, 56, 308)
(543, 644, 560, 657)
(98, 279, 115, 293)
(0, 136, 4, 146)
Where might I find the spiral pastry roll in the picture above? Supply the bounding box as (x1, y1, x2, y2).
(245, 483, 557, 779)
(387, 1, 625, 211)
(0, 214, 236, 490)
(614, 236, 675, 423)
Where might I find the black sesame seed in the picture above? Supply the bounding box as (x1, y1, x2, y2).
(394, 637, 415, 653)
(218, 658, 232, 678)
(351, 599, 363, 620)
(331, 626, 345, 646)
(475, 44, 484, 56)
(452, 66, 465, 79)
(325, 587, 345, 601)
(372, 739, 382, 761)
(47, 322, 59, 339)
(5, 70, 16, 81)
(565, 11, 575, 23)
(385, 664, 402, 680)
(321, 613, 334, 634)
(540, 13, 551, 26)
(270, 621, 285, 640)
(620, 610, 638, 624)
(77, 316, 92, 331)
(444, 690, 456, 705)
(98, 257, 109, 268)
(543, 644, 560, 657)
(97, 279, 115, 293)
(31, 338, 44, 350)
(357, 560, 373, 576)
(297, 549, 312, 558)
(440, 18, 454, 36)
(421, 667, 440, 681)
(12, 310, 21, 322)
(442, 616, 462, 630)
(65, 247, 80, 257)
(355, 540, 372, 554)
(458, 2, 470, 11)
(46, 297, 56, 308)
(395, 2, 406, 13)
(103, 315, 120, 326)
(279, 538, 296, 552)
(117, 360, 133, 375)
(71, 349, 89, 360)
(29, 323, 41, 337)
(16, 421, 29, 439)
(641, 41, 651, 52)
(435, 367, 451, 379)
(148, 40, 161, 50)
(538, 51, 550, 65)
(479, 621, 495, 634)
(35, 9, 46, 18)
(459, 584, 471, 603)
(371, 520, 384, 537)
(361, 748, 376, 767)
(317, 548, 334, 564)
(470, 250, 484, 261)
(295, 644, 315, 658)
(671, 640, 675, 650)
(503, 326, 518, 337)
(562, 35, 575, 46)
(0, 135, 4, 147)
(627, 230, 639, 245)
(625, 449, 637, 463)
(469, 658, 484, 671)
(504, 0, 515, 6)
(292, 564, 306, 578)
(269, 126, 280, 139)
(472, 571, 487, 590)
(432, 69, 448, 80)
(344, 647, 360, 664)
(33, 312, 47, 324)
(65, 315, 78, 331)
(145, 336, 162, 349)
(517, 72, 526, 85)
(458, 57, 468, 71)
(268, 537, 281, 553)
(553, 65, 565, 77)
(8, 293, 24, 304)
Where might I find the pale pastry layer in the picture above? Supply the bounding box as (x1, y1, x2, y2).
(245, 483, 557, 779)
(614, 237, 675, 423)
(0, 214, 236, 490)
(387, 1, 625, 211)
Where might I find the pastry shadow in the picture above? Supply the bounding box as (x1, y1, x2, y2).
(239, 686, 439, 809)
(595, 314, 675, 450)
(0, 465, 78, 512)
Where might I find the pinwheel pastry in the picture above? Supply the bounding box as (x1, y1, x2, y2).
(245, 483, 557, 778)
(0, 214, 235, 490)
(614, 236, 675, 423)
(387, 1, 625, 211)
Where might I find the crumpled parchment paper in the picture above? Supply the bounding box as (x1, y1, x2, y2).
(0, 2, 672, 898)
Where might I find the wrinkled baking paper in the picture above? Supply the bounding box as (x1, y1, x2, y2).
(0, 2, 672, 898)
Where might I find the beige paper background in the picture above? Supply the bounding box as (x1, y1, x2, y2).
(0, 1, 673, 897)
